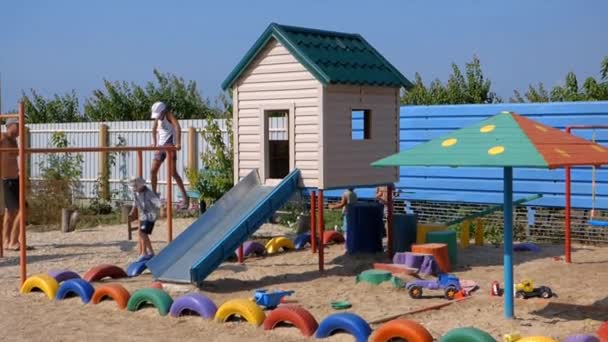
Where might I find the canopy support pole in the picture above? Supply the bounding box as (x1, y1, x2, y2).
(504, 167, 514, 319)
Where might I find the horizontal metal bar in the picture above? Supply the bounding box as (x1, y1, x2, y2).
(0, 114, 19, 118)
(2, 146, 179, 153)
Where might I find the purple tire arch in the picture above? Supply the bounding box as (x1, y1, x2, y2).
(235, 241, 266, 258)
(169, 293, 218, 319)
(47, 270, 81, 283)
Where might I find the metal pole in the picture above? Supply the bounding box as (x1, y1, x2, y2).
(565, 166, 572, 263)
(386, 184, 394, 258)
(503, 167, 514, 319)
(166, 151, 173, 242)
(137, 151, 143, 177)
(18, 102, 27, 285)
(317, 190, 324, 272)
(310, 190, 316, 254)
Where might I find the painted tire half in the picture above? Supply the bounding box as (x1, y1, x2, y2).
(150, 281, 163, 290)
(371, 319, 433, 342)
(598, 321, 608, 342)
(83, 264, 127, 282)
(315, 312, 372, 342)
(47, 270, 81, 283)
(323, 231, 345, 245)
(126, 261, 148, 277)
(564, 335, 600, 342)
(236, 241, 266, 258)
(20, 274, 59, 300)
(214, 298, 266, 326)
(127, 288, 173, 316)
(440, 327, 497, 342)
(91, 283, 131, 310)
(262, 305, 319, 337)
(169, 293, 218, 319)
(294, 233, 311, 250)
(265, 237, 295, 254)
(55, 278, 95, 304)
(517, 337, 556, 342)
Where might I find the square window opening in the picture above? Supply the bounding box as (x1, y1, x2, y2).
(352, 109, 371, 140)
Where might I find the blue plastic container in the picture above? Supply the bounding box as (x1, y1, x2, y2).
(345, 202, 383, 254)
(392, 214, 417, 253)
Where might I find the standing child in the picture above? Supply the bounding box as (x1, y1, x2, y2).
(128, 177, 161, 261)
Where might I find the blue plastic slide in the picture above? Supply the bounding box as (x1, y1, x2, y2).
(147, 169, 300, 285)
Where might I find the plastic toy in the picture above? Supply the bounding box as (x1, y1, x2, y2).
(514, 280, 553, 299)
(331, 300, 352, 310)
(262, 305, 319, 337)
(564, 335, 600, 342)
(253, 289, 294, 309)
(356, 269, 394, 285)
(265, 236, 295, 254)
(406, 274, 461, 300)
(491, 281, 503, 296)
(215, 298, 266, 326)
(598, 320, 608, 342)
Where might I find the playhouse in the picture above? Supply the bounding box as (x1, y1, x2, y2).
(222, 23, 411, 189)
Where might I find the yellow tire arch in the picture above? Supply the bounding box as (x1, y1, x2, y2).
(215, 298, 266, 326)
(20, 274, 60, 300)
(265, 237, 295, 254)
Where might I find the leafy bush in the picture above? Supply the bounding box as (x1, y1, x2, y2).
(29, 132, 83, 226)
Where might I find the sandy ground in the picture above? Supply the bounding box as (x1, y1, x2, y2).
(0, 218, 606, 342)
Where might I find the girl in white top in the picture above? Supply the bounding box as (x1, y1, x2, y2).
(150, 101, 189, 208)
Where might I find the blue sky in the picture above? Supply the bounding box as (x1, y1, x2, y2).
(1, 0, 606, 112)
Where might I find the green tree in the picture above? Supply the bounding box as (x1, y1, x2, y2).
(401, 56, 501, 105)
(511, 56, 608, 102)
(188, 94, 234, 203)
(84, 69, 215, 121)
(22, 90, 83, 123)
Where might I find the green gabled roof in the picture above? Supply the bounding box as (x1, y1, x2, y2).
(221, 23, 412, 90)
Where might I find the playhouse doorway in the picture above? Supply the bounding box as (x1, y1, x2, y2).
(264, 110, 290, 180)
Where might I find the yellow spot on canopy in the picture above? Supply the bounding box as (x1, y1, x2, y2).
(488, 146, 505, 156)
(535, 124, 548, 132)
(442, 138, 458, 147)
(592, 145, 606, 153)
(555, 148, 570, 157)
(480, 125, 496, 133)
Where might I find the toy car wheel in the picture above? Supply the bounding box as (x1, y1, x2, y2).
(444, 286, 458, 300)
(515, 291, 524, 299)
(540, 287, 552, 299)
(408, 286, 423, 299)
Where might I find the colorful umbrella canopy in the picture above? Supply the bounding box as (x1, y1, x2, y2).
(373, 111, 608, 168)
(373, 111, 608, 319)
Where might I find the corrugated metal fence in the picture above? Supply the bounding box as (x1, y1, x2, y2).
(396, 102, 608, 210)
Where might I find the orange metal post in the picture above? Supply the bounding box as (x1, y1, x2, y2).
(0, 122, 3, 258)
(166, 151, 173, 242)
(317, 190, 324, 272)
(387, 184, 394, 258)
(310, 190, 317, 254)
(18, 102, 27, 285)
(136, 150, 143, 177)
(237, 245, 244, 263)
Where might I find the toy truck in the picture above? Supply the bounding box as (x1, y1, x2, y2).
(406, 274, 461, 300)
(252, 289, 294, 309)
(514, 280, 553, 299)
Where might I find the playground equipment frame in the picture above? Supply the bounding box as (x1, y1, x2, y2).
(0, 102, 177, 285)
(564, 124, 608, 263)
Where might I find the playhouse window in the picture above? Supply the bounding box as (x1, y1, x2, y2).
(352, 110, 371, 140)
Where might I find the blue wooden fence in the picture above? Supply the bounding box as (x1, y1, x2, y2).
(341, 101, 608, 210)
